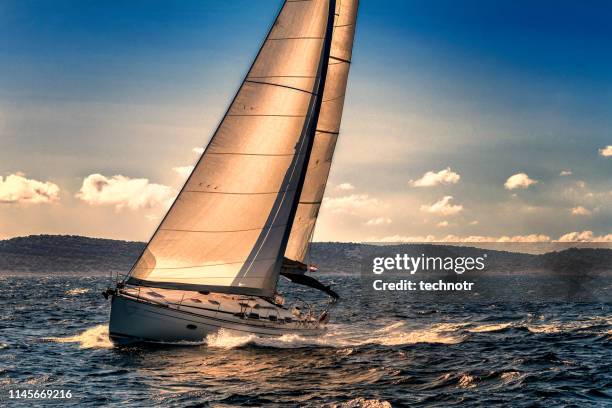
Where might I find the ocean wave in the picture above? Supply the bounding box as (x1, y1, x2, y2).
(468, 323, 513, 333)
(46, 324, 113, 349)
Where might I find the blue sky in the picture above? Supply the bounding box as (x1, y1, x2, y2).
(0, 0, 610, 242)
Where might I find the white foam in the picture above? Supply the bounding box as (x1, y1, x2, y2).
(468, 323, 513, 333)
(65, 288, 90, 295)
(205, 321, 465, 349)
(46, 325, 113, 349)
(458, 373, 477, 389)
(334, 397, 392, 408)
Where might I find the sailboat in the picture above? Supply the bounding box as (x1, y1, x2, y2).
(106, 0, 358, 345)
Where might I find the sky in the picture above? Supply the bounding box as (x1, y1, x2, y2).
(0, 0, 611, 243)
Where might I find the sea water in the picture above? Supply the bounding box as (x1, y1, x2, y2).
(0, 274, 610, 407)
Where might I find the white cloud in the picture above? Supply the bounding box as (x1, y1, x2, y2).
(437, 221, 449, 227)
(571, 206, 591, 216)
(557, 231, 612, 242)
(598, 145, 612, 157)
(370, 234, 436, 243)
(469, 220, 479, 225)
(409, 167, 460, 187)
(504, 173, 538, 190)
(420, 196, 463, 216)
(172, 165, 194, 178)
(0, 173, 60, 204)
(365, 217, 392, 226)
(372, 232, 612, 243)
(193, 147, 205, 154)
(559, 170, 572, 176)
(336, 182, 355, 191)
(322, 194, 381, 214)
(76, 174, 174, 210)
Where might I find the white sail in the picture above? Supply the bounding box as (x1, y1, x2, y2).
(285, 0, 359, 262)
(127, 0, 336, 296)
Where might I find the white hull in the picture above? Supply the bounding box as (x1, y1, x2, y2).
(109, 290, 326, 345)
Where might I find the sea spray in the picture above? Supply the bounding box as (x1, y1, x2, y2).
(46, 325, 112, 349)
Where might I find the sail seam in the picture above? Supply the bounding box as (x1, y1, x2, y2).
(267, 36, 324, 41)
(330, 55, 351, 64)
(299, 201, 322, 204)
(134, 257, 278, 270)
(160, 225, 287, 234)
(226, 114, 306, 117)
(183, 189, 297, 195)
(316, 129, 340, 134)
(206, 152, 296, 156)
(245, 80, 314, 95)
(322, 94, 345, 103)
(248, 75, 316, 79)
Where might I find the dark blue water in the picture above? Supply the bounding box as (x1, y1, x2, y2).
(1, 275, 611, 407)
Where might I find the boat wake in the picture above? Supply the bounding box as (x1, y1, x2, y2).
(205, 321, 465, 350)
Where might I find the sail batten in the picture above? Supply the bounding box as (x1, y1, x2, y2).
(127, 0, 338, 296)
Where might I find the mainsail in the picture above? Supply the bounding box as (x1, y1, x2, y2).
(126, 0, 357, 297)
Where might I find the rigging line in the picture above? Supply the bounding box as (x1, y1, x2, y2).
(160, 224, 287, 234)
(244, 80, 315, 95)
(182, 189, 297, 195)
(299, 200, 322, 204)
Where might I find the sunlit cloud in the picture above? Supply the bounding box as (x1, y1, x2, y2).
(469, 220, 479, 225)
(559, 170, 572, 176)
(571, 206, 591, 216)
(436, 220, 449, 227)
(76, 174, 174, 210)
(598, 145, 612, 157)
(0, 173, 60, 204)
(557, 230, 612, 242)
(504, 173, 538, 190)
(409, 167, 460, 187)
(371, 233, 552, 243)
(336, 182, 355, 191)
(420, 195, 463, 216)
(172, 165, 194, 178)
(322, 194, 381, 214)
(365, 217, 392, 226)
(371, 231, 612, 243)
(193, 147, 205, 154)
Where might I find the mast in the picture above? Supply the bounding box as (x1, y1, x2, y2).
(124, 0, 337, 297)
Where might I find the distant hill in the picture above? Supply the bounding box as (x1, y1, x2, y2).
(0, 235, 610, 275)
(0, 235, 144, 274)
